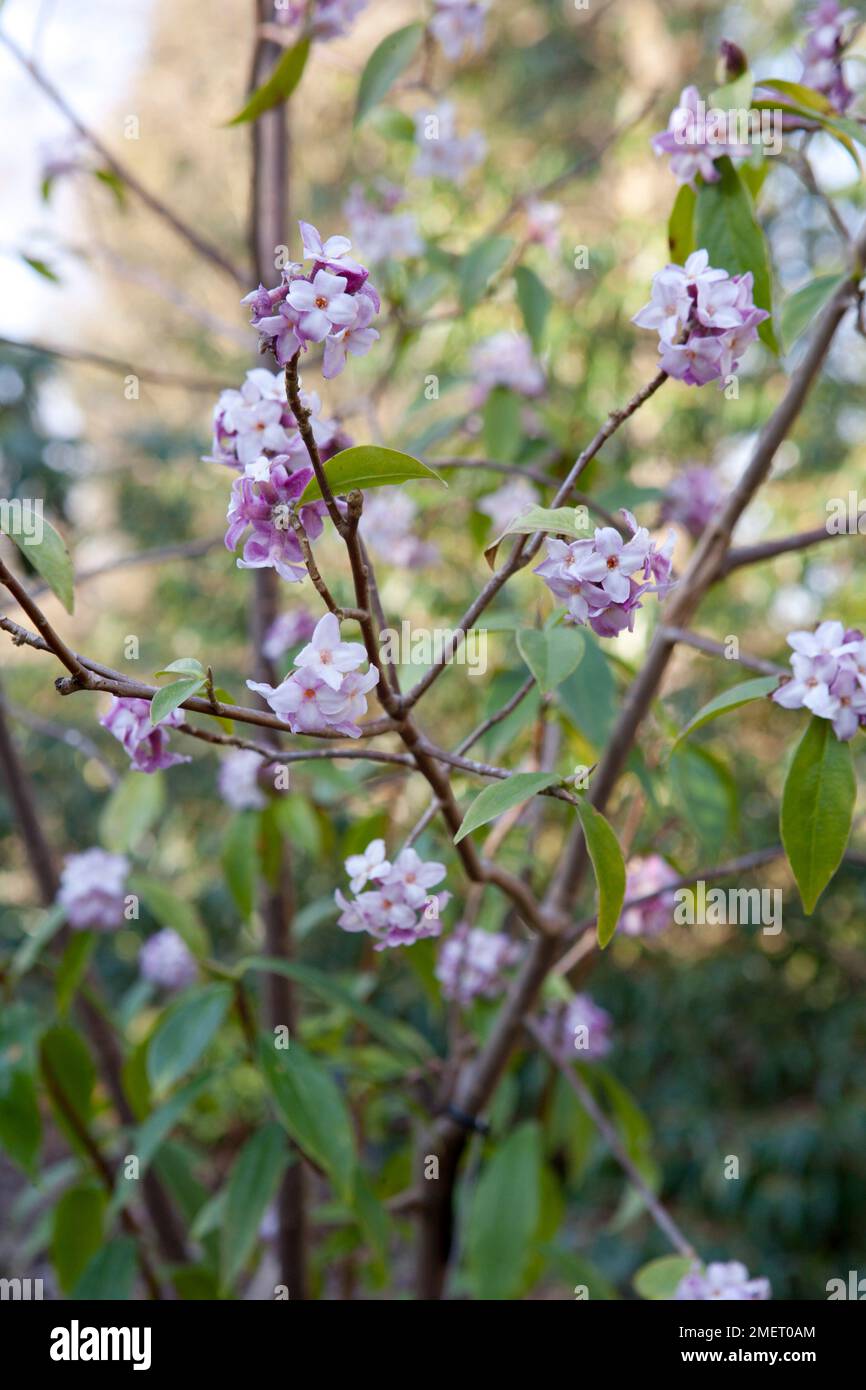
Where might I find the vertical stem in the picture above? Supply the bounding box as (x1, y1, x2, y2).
(247, 0, 308, 1300)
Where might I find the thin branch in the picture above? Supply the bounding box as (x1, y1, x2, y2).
(0, 335, 237, 392)
(719, 525, 849, 577)
(0, 29, 248, 286)
(525, 1020, 696, 1259)
(658, 626, 786, 676)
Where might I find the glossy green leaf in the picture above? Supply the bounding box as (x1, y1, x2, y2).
(133, 1073, 214, 1171)
(147, 983, 232, 1094)
(514, 264, 552, 352)
(0, 1068, 41, 1175)
(150, 675, 205, 726)
(459, 236, 513, 309)
(52, 1185, 105, 1294)
(634, 1254, 695, 1300)
(781, 274, 845, 351)
(780, 715, 856, 913)
(55, 930, 95, 1015)
(454, 771, 560, 843)
(466, 1122, 542, 1299)
(222, 811, 258, 919)
(482, 387, 522, 462)
(39, 1026, 95, 1157)
(0, 510, 74, 612)
(130, 874, 209, 957)
(668, 182, 696, 263)
(154, 657, 206, 679)
(556, 633, 616, 748)
(695, 156, 777, 352)
(671, 675, 777, 753)
(298, 446, 445, 504)
(73, 1237, 137, 1300)
(484, 504, 591, 567)
(354, 23, 424, 124)
(226, 38, 310, 125)
(517, 627, 584, 694)
(221, 1124, 288, 1290)
(574, 798, 626, 949)
(259, 1039, 355, 1200)
(99, 771, 165, 854)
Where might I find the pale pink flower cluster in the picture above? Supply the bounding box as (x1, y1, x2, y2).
(470, 331, 545, 405)
(217, 748, 268, 812)
(207, 367, 346, 472)
(675, 1261, 771, 1301)
(247, 612, 378, 738)
(660, 465, 723, 539)
(358, 488, 438, 569)
(651, 85, 752, 188)
(428, 0, 487, 61)
(343, 183, 422, 266)
(412, 102, 486, 184)
(101, 697, 191, 774)
(535, 994, 613, 1064)
(477, 478, 539, 535)
(799, 0, 858, 113)
(140, 928, 197, 991)
(335, 840, 449, 949)
(772, 620, 866, 741)
(619, 855, 679, 937)
(534, 509, 674, 638)
(57, 848, 129, 931)
(633, 250, 768, 386)
(435, 924, 522, 1004)
(244, 222, 380, 379)
(263, 607, 318, 661)
(275, 0, 368, 43)
(524, 198, 562, 253)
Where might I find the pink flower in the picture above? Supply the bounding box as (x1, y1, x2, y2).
(535, 994, 613, 1064)
(322, 294, 380, 379)
(651, 86, 752, 188)
(478, 478, 539, 535)
(58, 848, 129, 931)
(335, 841, 449, 948)
(100, 697, 191, 774)
(772, 621, 866, 741)
(140, 928, 197, 990)
(345, 838, 391, 892)
(287, 269, 357, 343)
(294, 612, 367, 691)
(675, 1261, 771, 1301)
(262, 607, 318, 661)
(412, 102, 486, 184)
(435, 924, 522, 1004)
(573, 525, 652, 604)
(218, 749, 268, 811)
(620, 855, 679, 936)
(660, 466, 723, 538)
(384, 847, 446, 908)
(299, 219, 368, 291)
(428, 0, 487, 62)
(224, 455, 324, 585)
(524, 198, 562, 253)
(470, 331, 545, 403)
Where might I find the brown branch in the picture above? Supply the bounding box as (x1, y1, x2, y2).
(0, 336, 236, 392)
(719, 525, 849, 577)
(657, 626, 786, 677)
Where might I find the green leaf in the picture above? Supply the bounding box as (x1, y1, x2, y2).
(517, 628, 584, 694)
(241, 956, 433, 1062)
(514, 264, 552, 352)
(482, 387, 522, 462)
(671, 744, 736, 851)
(556, 634, 616, 748)
(671, 675, 777, 753)
(634, 1254, 695, 1300)
(73, 1237, 138, 1300)
(154, 657, 206, 679)
(226, 38, 310, 125)
(781, 274, 845, 351)
(695, 155, 777, 352)
(466, 1122, 542, 1300)
(0, 510, 74, 613)
(708, 68, 754, 112)
(151, 675, 205, 726)
(147, 983, 232, 1094)
(11, 902, 66, 979)
(130, 874, 209, 957)
(668, 183, 696, 263)
(221, 1124, 288, 1290)
(458, 236, 514, 309)
(354, 23, 424, 124)
(21, 253, 60, 283)
(298, 446, 445, 504)
(133, 1073, 214, 1171)
(484, 504, 591, 567)
(574, 798, 626, 949)
(454, 771, 560, 843)
(39, 1026, 95, 1156)
(222, 811, 258, 919)
(99, 771, 165, 854)
(52, 1185, 105, 1294)
(259, 1039, 355, 1200)
(0, 1069, 41, 1175)
(780, 715, 856, 913)
(55, 930, 95, 1016)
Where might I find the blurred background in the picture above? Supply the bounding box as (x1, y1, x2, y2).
(1, 0, 864, 1299)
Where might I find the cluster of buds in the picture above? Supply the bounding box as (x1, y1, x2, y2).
(140, 928, 197, 991)
(208, 367, 346, 472)
(471, 331, 545, 405)
(660, 465, 723, 539)
(435, 924, 522, 1004)
(428, 0, 488, 61)
(651, 85, 752, 189)
(619, 855, 679, 937)
(534, 993, 613, 1064)
(217, 748, 269, 812)
(675, 1261, 771, 1301)
(799, 0, 858, 112)
(101, 697, 191, 774)
(58, 848, 129, 930)
(772, 620, 866, 741)
(224, 453, 325, 585)
(335, 839, 449, 949)
(633, 250, 768, 386)
(244, 222, 380, 379)
(342, 182, 422, 265)
(247, 613, 379, 738)
(535, 510, 674, 638)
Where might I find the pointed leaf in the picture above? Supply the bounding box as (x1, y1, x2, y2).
(466, 1122, 542, 1300)
(634, 1254, 695, 1300)
(484, 504, 591, 567)
(298, 446, 445, 503)
(781, 274, 845, 351)
(695, 155, 777, 352)
(73, 1238, 138, 1300)
(221, 1124, 288, 1290)
(226, 38, 310, 125)
(671, 676, 777, 753)
(99, 771, 165, 854)
(0, 511, 74, 613)
(259, 1039, 355, 1200)
(147, 983, 232, 1094)
(455, 771, 559, 843)
(51, 1185, 105, 1294)
(151, 675, 205, 726)
(354, 23, 424, 125)
(459, 236, 513, 309)
(668, 183, 696, 263)
(514, 264, 552, 352)
(780, 715, 855, 913)
(517, 628, 584, 694)
(574, 798, 626, 949)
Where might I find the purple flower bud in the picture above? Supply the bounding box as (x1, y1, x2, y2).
(57, 848, 129, 931)
(716, 39, 748, 84)
(140, 929, 197, 991)
(100, 697, 191, 774)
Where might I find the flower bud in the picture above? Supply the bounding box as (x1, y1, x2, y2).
(716, 39, 748, 85)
